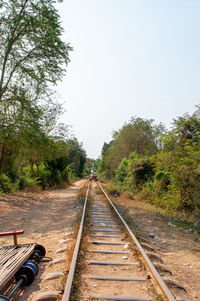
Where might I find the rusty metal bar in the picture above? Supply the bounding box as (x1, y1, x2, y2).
(62, 182, 90, 301)
(13, 234, 17, 245)
(98, 182, 176, 301)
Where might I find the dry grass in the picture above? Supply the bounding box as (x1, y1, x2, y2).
(23, 184, 42, 193)
(76, 181, 89, 202)
(123, 191, 135, 200)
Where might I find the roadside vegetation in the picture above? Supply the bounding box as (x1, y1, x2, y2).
(97, 108, 200, 220)
(83, 158, 99, 177)
(0, 0, 86, 193)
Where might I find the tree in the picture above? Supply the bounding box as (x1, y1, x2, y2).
(101, 142, 112, 158)
(100, 117, 164, 178)
(162, 107, 200, 152)
(84, 158, 96, 175)
(66, 139, 86, 177)
(0, 0, 72, 104)
(0, 0, 72, 175)
(0, 88, 62, 174)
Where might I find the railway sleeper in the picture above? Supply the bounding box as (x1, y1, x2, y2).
(84, 275, 147, 281)
(82, 295, 152, 301)
(145, 251, 163, 263)
(162, 277, 186, 291)
(152, 262, 172, 275)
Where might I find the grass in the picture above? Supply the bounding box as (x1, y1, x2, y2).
(139, 200, 200, 239)
(103, 181, 200, 240)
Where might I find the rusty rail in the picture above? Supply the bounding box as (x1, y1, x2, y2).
(98, 182, 176, 301)
(62, 181, 90, 301)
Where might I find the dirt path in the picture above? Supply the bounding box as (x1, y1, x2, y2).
(107, 191, 200, 301)
(0, 180, 86, 300)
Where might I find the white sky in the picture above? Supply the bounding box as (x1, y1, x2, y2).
(55, 0, 200, 159)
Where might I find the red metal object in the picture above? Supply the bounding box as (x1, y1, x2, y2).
(0, 230, 24, 245)
(0, 230, 24, 237)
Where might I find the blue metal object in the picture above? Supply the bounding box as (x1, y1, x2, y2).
(0, 245, 45, 300)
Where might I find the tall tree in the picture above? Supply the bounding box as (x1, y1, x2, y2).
(100, 117, 165, 177)
(0, 0, 72, 103)
(0, 0, 72, 174)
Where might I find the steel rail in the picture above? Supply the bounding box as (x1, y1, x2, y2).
(98, 182, 176, 301)
(62, 182, 90, 301)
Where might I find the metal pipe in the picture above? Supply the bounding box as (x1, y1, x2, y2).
(7, 277, 25, 299)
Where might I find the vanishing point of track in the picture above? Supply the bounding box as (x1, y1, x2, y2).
(62, 181, 177, 301)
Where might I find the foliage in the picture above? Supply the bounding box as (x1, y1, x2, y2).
(0, 173, 15, 193)
(0, 0, 71, 104)
(66, 138, 87, 177)
(115, 158, 129, 183)
(99, 117, 165, 178)
(99, 108, 200, 215)
(18, 173, 37, 190)
(0, 1, 86, 192)
(0, 0, 72, 176)
(84, 158, 97, 175)
(114, 153, 155, 192)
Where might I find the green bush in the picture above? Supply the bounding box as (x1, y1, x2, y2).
(115, 158, 129, 183)
(115, 153, 155, 192)
(153, 171, 171, 196)
(0, 174, 15, 193)
(139, 181, 154, 200)
(18, 175, 37, 190)
(36, 164, 51, 189)
(108, 182, 121, 196)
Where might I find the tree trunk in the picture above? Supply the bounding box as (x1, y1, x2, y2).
(35, 162, 40, 178)
(0, 143, 6, 175)
(29, 160, 36, 178)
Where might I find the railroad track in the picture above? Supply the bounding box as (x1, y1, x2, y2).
(62, 181, 189, 301)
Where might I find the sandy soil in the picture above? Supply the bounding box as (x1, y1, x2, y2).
(104, 190, 200, 301)
(0, 180, 86, 300)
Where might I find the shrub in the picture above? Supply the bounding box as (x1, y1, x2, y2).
(115, 158, 128, 183)
(36, 164, 51, 189)
(139, 181, 154, 200)
(108, 182, 121, 196)
(0, 174, 15, 193)
(18, 175, 37, 190)
(124, 154, 155, 192)
(153, 171, 171, 196)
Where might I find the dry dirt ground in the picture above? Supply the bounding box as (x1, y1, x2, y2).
(0, 179, 87, 300)
(1, 181, 200, 301)
(102, 189, 200, 301)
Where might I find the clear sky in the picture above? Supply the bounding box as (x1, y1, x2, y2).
(55, 0, 200, 159)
